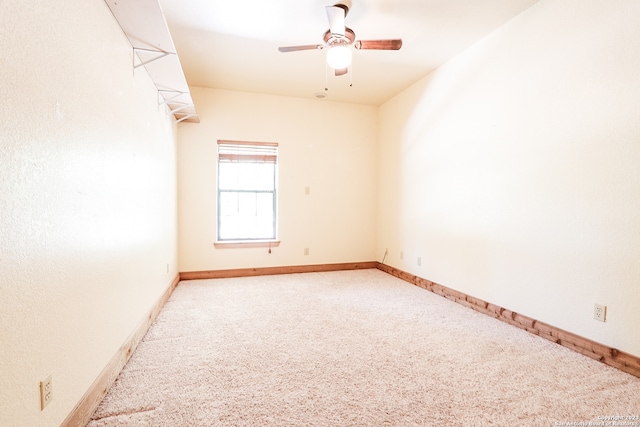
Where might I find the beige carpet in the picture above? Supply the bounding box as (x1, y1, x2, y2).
(88, 269, 640, 426)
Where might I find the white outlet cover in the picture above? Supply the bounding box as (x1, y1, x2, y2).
(594, 304, 606, 322)
(40, 374, 52, 410)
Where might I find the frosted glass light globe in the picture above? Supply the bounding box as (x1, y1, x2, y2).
(326, 45, 352, 69)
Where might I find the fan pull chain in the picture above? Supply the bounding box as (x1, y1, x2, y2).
(325, 60, 329, 92)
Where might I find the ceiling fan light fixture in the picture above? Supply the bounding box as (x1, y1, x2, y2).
(326, 45, 352, 69)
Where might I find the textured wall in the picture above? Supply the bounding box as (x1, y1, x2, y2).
(0, 1, 179, 425)
(377, 0, 640, 356)
(178, 87, 378, 272)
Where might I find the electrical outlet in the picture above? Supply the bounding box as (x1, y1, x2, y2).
(417, 257, 422, 266)
(304, 248, 309, 256)
(40, 374, 52, 410)
(400, 251, 403, 260)
(594, 304, 606, 322)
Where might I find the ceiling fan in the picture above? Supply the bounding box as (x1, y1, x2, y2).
(277, 2, 402, 76)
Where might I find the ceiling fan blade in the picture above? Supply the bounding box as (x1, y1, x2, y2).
(325, 5, 346, 37)
(278, 44, 323, 53)
(334, 67, 348, 76)
(355, 39, 403, 50)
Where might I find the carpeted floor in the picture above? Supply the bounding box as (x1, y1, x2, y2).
(88, 269, 640, 426)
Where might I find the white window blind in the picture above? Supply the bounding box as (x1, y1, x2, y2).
(217, 140, 278, 164)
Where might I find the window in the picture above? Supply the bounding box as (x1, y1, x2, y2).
(217, 140, 278, 242)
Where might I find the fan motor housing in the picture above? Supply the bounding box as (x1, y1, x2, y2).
(323, 27, 356, 46)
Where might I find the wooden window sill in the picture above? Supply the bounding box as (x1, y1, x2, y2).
(214, 240, 280, 249)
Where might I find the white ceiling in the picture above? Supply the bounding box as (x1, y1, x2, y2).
(158, 0, 539, 106)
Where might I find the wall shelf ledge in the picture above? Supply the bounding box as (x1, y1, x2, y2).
(105, 0, 199, 123)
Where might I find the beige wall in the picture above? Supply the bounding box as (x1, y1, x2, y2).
(0, 1, 179, 426)
(178, 88, 378, 272)
(377, 0, 640, 357)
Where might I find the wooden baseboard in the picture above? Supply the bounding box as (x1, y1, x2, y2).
(179, 261, 378, 280)
(61, 274, 181, 427)
(376, 262, 640, 378)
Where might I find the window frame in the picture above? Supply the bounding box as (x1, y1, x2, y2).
(215, 140, 279, 246)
